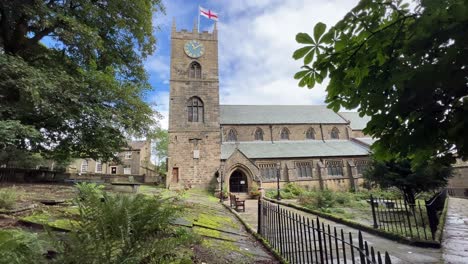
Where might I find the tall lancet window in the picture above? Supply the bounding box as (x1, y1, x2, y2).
(306, 127, 316, 140)
(331, 127, 340, 139)
(254, 128, 264, 141)
(187, 97, 204, 122)
(227, 129, 237, 142)
(280, 127, 290, 140)
(189, 61, 201, 79)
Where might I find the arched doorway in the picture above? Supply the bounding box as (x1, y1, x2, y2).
(229, 170, 248, 193)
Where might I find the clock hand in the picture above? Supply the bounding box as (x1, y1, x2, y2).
(193, 44, 201, 49)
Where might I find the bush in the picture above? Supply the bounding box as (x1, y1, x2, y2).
(0, 229, 46, 264)
(0, 188, 17, 209)
(334, 192, 350, 205)
(283, 183, 305, 196)
(298, 190, 336, 209)
(52, 184, 196, 263)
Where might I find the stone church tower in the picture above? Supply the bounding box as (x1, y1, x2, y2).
(166, 20, 221, 189)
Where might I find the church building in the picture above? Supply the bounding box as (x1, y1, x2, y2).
(167, 21, 374, 193)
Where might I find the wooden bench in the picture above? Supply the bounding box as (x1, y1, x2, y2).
(229, 193, 245, 212)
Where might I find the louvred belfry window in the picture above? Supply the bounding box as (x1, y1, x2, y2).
(188, 97, 204, 122)
(189, 62, 201, 79)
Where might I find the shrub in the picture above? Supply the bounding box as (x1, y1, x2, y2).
(52, 184, 195, 263)
(0, 229, 46, 264)
(249, 182, 261, 197)
(0, 188, 17, 209)
(283, 183, 305, 197)
(334, 192, 350, 205)
(298, 190, 336, 209)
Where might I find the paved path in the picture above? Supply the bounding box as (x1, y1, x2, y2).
(442, 197, 468, 264)
(231, 199, 443, 264)
(183, 191, 278, 263)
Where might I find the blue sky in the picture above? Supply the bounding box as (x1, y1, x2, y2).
(146, 0, 360, 129)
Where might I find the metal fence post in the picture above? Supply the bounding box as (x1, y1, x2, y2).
(257, 197, 262, 234)
(370, 194, 378, 228)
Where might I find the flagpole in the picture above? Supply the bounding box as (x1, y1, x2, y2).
(197, 5, 200, 32)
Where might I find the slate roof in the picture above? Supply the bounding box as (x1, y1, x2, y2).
(338, 112, 371, 130)
(352, 137, 376, 147)
(220, 105, 347, 125)
(221, 140, 369, 160)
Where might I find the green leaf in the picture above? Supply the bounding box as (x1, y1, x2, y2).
(320, 31, 334, 44)
(294, 70, 310, 80)
(307, 76, 316, 88)
(303, 49, 315, 64)
(296, 33, 314, 44)
(298, 77, 307, 87)
(313, 22, 327, 42)
(292, 46, 313, 60)
(335, 40, 347, 52)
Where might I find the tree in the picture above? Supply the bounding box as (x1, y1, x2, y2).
(364, 157, 452, 204)
(293, 0, 468, 167)
(149, 128, 168, 176)
(0, 0, 165, 162)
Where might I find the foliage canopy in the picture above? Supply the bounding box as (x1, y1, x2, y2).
(293, 0, 468, 166)
(364, 157, 452, 204)
(0, 0, 164, 162)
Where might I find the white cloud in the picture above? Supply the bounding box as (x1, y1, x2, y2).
(152, 0, 359, 128)
(145, 55, 170, 81)
(216, 0, 358, 105)
(149, 91, 170, 130)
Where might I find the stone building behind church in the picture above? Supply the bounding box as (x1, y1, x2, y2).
(167, 21, 374, 193)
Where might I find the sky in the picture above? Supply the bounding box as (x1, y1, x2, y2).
(145, 0, 360, 129)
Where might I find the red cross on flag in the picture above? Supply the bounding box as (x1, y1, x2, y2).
(199, 6, 219, 21)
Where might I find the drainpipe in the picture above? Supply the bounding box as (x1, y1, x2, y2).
(319, 124, 325, 142)
(269, 125, 274, 143)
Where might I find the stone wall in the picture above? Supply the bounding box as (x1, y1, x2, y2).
(220, 154, 368, 192)
(449, 160, 468, 188)
(167, 24, 221, 189)
(221, 124, 350, 142)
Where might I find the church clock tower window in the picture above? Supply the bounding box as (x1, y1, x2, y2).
(189, 62, 202, 79)
(187, 97, 204, 122)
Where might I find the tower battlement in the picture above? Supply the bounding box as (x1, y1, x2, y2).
(171, 18, 217, 41)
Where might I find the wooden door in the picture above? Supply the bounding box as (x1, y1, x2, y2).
(172, 168, 179, 184)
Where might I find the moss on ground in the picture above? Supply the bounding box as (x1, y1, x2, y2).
(21, 212, 78, 231)
(195, 213, 236, 229)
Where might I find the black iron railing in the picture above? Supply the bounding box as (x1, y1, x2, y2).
(425, 189, 448, 239)
(258, 199, 392, 264)
(370, 189, 448, 240)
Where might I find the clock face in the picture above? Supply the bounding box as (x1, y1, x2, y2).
(184, 40, 205, 58)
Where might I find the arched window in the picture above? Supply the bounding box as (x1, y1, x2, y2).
(331, 127, 340, 139)
(280, 127, 290, 140)
(189, 61, 201, 79)
(254, 128, 264, 141)
(187, 97, 204, 122)
(226, 129, 237, 142)
(306, 127, 316, 140)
